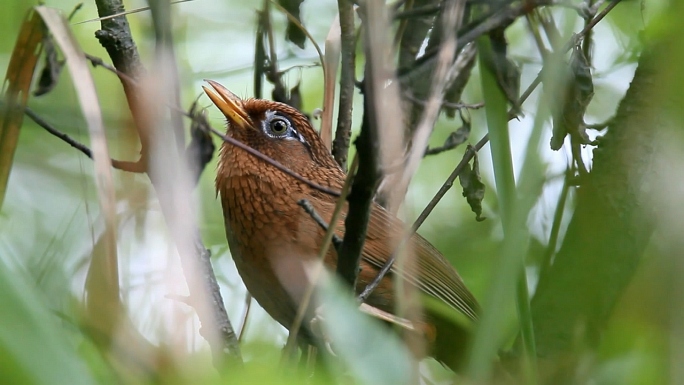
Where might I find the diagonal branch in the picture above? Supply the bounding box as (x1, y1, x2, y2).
(23, 105, 145, 173)
(297, 199, 343, 251)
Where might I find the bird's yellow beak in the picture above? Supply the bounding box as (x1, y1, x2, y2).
(203, 80, 253, 130)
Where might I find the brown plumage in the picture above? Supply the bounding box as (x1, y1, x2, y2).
(204, 80, 479, 370)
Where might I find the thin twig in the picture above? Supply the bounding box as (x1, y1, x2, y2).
(525, 12, 550, 60)
(237, 293, 252, 343)
(22, 105, 145, 173)
(261, 0, 288, 104)
(297, 199, 343, 251)
(27, 55, 341, 199)
(423, 122, 470, 156)
(404, 91, 484, 110)
(400, 0, 553, 81)
(538, 167, 572, 280)
(423, 145, 462, 156)
(74, 0, 193, 25)
(359, 137, 487, 301)
(569, 0, 621, 49)
(85, 53, 137, 87)
(393, 3, 442, 20)
(582, 0, 595, 61)
(25, 106, 92, 157)
(538, 8, 563, 50)
(443, 101, 484, 110)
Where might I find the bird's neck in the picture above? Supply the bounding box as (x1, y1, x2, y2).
(216, 141, 346, 191)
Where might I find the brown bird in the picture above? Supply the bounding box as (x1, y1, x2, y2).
(203, 80, 479, 370)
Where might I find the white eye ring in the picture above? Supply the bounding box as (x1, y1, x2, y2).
(262, 110, 294, 139)
(262, 110, 307, 146)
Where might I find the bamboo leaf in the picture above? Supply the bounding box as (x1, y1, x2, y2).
(469, 36, 537, 384)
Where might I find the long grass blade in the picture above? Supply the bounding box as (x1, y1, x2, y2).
(0, 10, 44, 209)
(36, 5, 119, 298)
(468, 36, 538, 383)
(320, 14, 341, 151)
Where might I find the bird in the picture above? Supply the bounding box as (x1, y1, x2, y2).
(203, 79, 480, 371)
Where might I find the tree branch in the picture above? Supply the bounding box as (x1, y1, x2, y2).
(93, 0, 241, 366)
(23, 105, 145, 173)
(336, 90, 380, 288)
(331, 0, 356, 170)
(297, 199, 343, 251)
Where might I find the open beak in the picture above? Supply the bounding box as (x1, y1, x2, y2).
(203, 79, 253, 130)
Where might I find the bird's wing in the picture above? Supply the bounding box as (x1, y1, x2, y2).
(308, 196, 479, 322)
(362, 204, 480, 321)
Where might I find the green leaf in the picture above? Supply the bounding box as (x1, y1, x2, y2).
(318, 278, 414, 385)
(0, 259, 97, 385)
(0, 9, 44, 209)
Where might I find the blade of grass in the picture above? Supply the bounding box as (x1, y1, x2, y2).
(147, 0, 242, 367)
(36, 5, 119, 294)
(320, 14, 341, 151)
(0, 10, 44, 209)
(509, 82, 549, 381)
(73, 0, 193, 25)
(467, 36, 538, 384)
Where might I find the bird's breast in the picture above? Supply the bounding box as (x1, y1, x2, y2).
(216, 172, 326, 327)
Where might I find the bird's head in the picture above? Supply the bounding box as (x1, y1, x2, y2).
(203, 80, 338, 175)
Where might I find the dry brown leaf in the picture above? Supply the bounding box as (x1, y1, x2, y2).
(0, 10, 44, 208)
(36, 5, 119, 297)
(320, 14, 341, 151)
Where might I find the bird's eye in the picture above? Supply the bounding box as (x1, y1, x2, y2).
(262, 110, 307, 145)
(270, 117, 290, 135)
